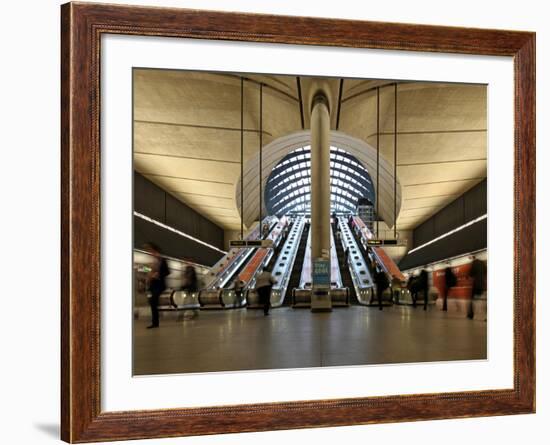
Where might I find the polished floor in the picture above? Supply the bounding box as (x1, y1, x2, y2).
(133, 306, 487, 375)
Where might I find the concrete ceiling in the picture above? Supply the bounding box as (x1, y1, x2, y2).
(134, 69, 486, 233)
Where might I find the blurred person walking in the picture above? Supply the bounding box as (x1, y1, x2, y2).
(262, 222, 270, 238)
(469, 256, 486, 318)
(419, 269, 429, 311)
(145, 243, 169, 329)
(443, 266, 457, 312)
(233, 277, 245, 307)
(256, 267, 276, 316)
(181, 265, 198, 294)
(181, 265, 199, 318)
(373, 268, 390, 310)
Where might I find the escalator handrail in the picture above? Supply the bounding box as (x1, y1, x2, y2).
(241, 219, 288, 288)
(339, 217, 375, 304)
(269, 217, 306, 306)
(329, 225, 343, 288)
(207, 216, 277, 288)
(351, 216, 405, 281)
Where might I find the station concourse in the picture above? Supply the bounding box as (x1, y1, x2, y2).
(132, 70, 488, 375)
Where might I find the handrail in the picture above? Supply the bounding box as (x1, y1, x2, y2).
(245, 218, 288, 288)
(299, 228, 312, 288)
(269, 216, 306, 307)
(330, 226, 343, 288)
(207, 216, 278, 289)
(339, 217, 374, 304)
(134, 249, 210, 270)
(351, 215, 405, 282)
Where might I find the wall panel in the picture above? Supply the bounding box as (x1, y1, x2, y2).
(133, 172, 224, 265)
(403, 179, 487, 269)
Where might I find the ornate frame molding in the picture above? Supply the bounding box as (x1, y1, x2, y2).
(61, 2, 535, 442)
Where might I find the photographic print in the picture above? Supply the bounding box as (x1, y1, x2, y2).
(132, 69, 488, 375)
(61, 3, 534, 441)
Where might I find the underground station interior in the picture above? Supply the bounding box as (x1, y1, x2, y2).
(132, 70, 487, 375)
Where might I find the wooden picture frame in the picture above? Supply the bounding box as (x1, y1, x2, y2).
(61, 2, 535, 442)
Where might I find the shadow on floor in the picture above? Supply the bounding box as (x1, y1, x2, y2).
(33, 423, 59, 439)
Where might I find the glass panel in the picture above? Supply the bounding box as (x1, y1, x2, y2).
(265, 145, 375, 215)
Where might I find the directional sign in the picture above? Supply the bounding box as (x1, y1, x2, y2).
(229, 239, 274, 248)
(246, 240, 264, 247)
(367, 239, 398, 246)
(367, 240, 383, 246)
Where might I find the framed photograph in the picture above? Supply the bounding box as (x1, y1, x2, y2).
(61, 2, 535, 442)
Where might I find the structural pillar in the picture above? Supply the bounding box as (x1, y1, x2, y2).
(310, 92, 332, 312)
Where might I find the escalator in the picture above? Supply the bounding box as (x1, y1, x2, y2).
(199, 251, 256, 309)
(247, 217, 305, 309)
(350, 216, 405, 283)
(204, 216, 277, 291)
(334, 226, 358, 304)
(348, 220, 370, 263)
(338, 217, 374, 305)
(199, 218, 285, 309)
(292, 224, 348, 308)
(266, 219, 291, 270)
(328, 226, 348, 307)
(348, 216, 402, 305)
(285, 222, 310, 306)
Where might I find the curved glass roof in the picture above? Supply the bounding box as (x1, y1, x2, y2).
(265, 146, 375, 216)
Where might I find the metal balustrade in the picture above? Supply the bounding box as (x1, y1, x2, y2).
(265, 216, 306, 307)
(338, 217, 374, 305)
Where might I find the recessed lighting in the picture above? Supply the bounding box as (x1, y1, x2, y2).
(134, 211, 227, 255)
(407, 214, 487, 254)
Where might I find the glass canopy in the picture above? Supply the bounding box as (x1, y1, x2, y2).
(265, 146, 375, 216)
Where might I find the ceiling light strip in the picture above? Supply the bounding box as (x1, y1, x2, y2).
(407, 214, 487, 255)
(134, 211, 227, 255)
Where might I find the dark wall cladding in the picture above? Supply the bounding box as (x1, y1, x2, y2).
(134, 216, 224, 266)
(464, 178, 487, 220)
(434, 197, 463, 236)
(412, 179, 487, 248)
(134, 171, 165, 222)
(134, 172, 224, 264)
(399, 218, 487, 271)
(414, 218, 435, 248)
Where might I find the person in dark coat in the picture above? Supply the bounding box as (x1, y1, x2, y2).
(262, 222, 270, 239)
(336, 227, 342, 243)
(469, 257, 486, 318)
(470, 257, 486, 296)
(407, 274, 418, 307)
(145, 243, 170, 329)
(182, 265, 198, 293)
(443, 266, 456, 312)
(368, 258, 378, 304)
(374, 268, 390, 310)
(419, 269, 429, 311)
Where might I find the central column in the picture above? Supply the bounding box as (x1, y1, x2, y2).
(310, 92, 332, 312)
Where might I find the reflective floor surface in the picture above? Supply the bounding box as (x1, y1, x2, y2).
(133, 305, 487, 375)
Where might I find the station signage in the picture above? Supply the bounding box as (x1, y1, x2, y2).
(367, 239, 398, 246)
(312, 258, 330, 286)
(229, 239, 273, 248)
